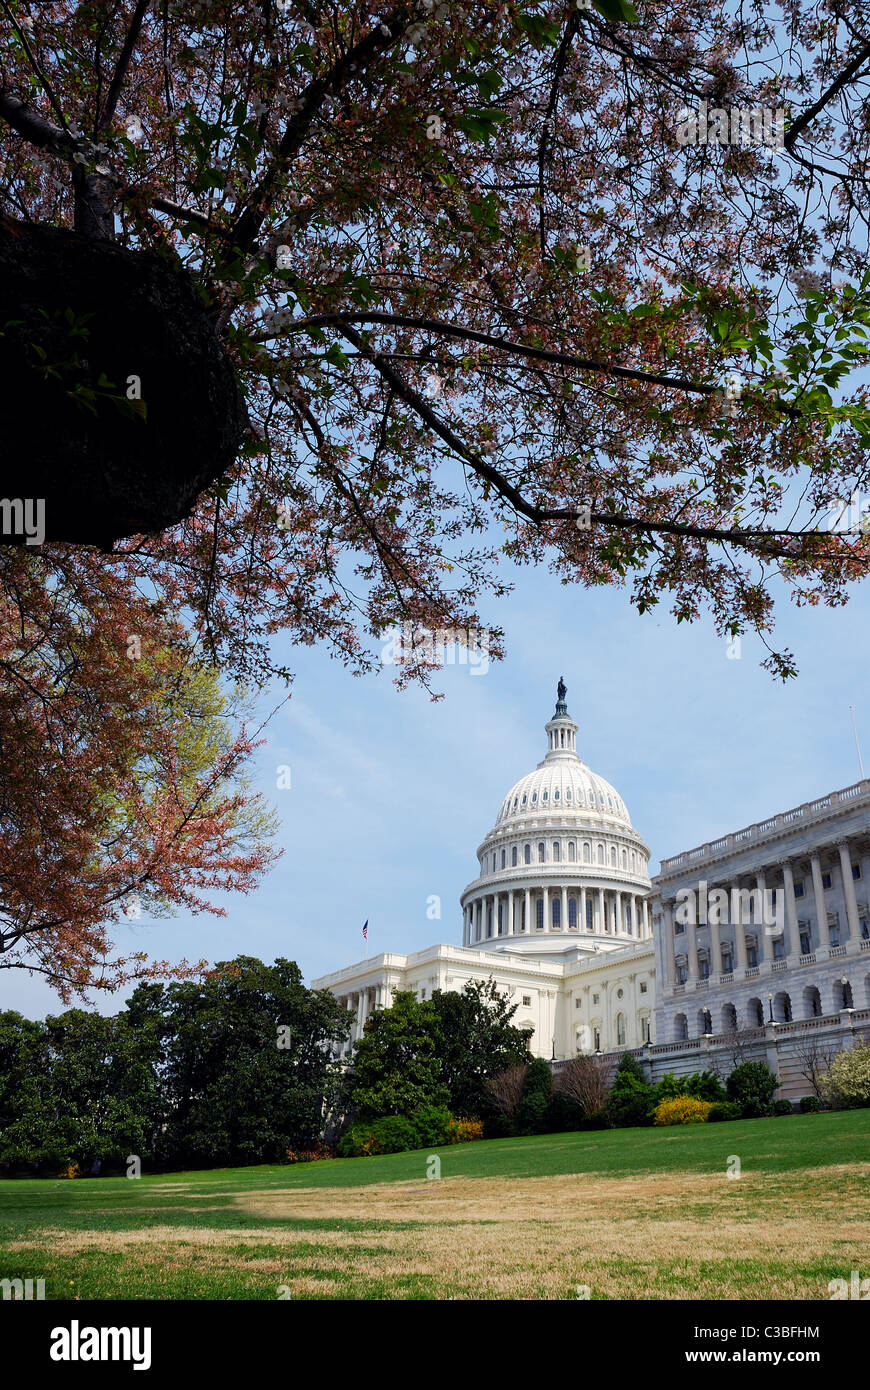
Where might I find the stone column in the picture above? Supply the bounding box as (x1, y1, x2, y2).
(560, 885, 568, 932)
(810, 854, 830, 951)
(509, 890, 517, 935)
(643, 897, 650, 937)
(708, 910, 722, 980)
(597, 886, 605, 933)
(580, 885, 587, 931)
(755, 870, 768, 961)
(734, 885, 749, 972)
(523, 886, 530, 934)
(780, 860, 798, 960)
(687, 920, 699, 983)
(663, 899, 676, 987)
(615, 887, 622, 935)
(838, 841, 861, 942)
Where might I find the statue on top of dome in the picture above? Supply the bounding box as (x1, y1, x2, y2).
(557, 676, 567, 703)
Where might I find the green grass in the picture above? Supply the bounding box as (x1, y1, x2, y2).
(1, 1110, 868, 1300)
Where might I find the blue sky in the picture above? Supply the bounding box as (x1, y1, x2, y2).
(5, 555, 869, 1019)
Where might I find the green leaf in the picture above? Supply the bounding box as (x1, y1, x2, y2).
(593, 0, 640, 20)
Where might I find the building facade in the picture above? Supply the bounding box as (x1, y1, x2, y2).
(312, 683, 870, 1099)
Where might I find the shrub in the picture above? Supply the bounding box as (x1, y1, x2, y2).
(411, 1105, 453, 1147)
(799, 1094, 822, 1113)
(285, 1141, 335, 1163)
(707, 1101, 741, 1122)
(446, 1117, 484, 1144)
(772, 1099, 795, 1116)
(726, 1061, 778, 1118)
(337, 1115, 421, 1157)
(653, 1095, 713, 1126)
(655, 1070, 727, 1104)
(818, 1042, 870, 1109)
(545, 1088, 585, 1133)
(579, 1109, 613, 1130)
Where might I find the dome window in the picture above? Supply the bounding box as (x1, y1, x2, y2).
(568, 841, 576, 862)
(608, 795, 613, 810)
(566, 788, 572, 800)
(597, 844, 605, 865)
(553, 841, 560, 862)
(622, 849, 627, 869)
(568, 897, 577, 928)
(531, 792, 537, 803)
(522, 794, 527, 805)
(524, 843, 531, 865)
(501, 849, 506, 869)
(610, 846, 617, 866)
(554, 788, 560, 801)
(536, 898, 544, 930)
(583, 842, 591, 863)
(511, 846, 517, 867)
(538, 842, 545, 863)
(542, 790, 548, 801)
(513, 797, 518, 809)
(588, 790, 595, 806)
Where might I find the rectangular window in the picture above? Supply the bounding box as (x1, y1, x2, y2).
(822, 871, 832, 889)
(522, 995, 531, 1007)
(800, 933, 811, 955)
(640, 981, 647, 994)
(853, 863, 861, 880)
(575, 997, 582, 1009)
(699, 959, 709, 979)
(773, 937, 785, 960)
(721, 952, 733, 974)
(794, 880, 805, 898)
(747, 944, 758, 967)
(674, 921, 685, 934)
(829, 924, 840, 947)
(592, 993, 599, 1005)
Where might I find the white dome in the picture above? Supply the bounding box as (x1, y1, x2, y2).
(460, 681, 652, 957)
(496, 762, 631, 828)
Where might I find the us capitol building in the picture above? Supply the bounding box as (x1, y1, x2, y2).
(313, 682, 870, 1097)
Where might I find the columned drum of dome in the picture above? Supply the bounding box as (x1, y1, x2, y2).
(460, 681, 652, 958)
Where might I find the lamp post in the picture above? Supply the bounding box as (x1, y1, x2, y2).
(767, 991, 774, 1023)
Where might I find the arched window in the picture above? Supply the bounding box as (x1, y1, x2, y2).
(568, 841, 576, 862)
(536, 897, 544, 930)
(501, 849, 506, 869)
(616, 1013, 626, 1046)
(524, 843, 531, 865)
(610, 846, 617, 867)
(552, 897, 561, 929)
(568, 897, 578, 929)
(583, 842, 591, 863)
(622, 849, 627, 869)
(553, 841, 561, 862)
(586, 897, 594, 930)
(588, 790, 595, 807)
(542, 789, 548, 801)
(532, 791, 537, 803)
(566, 787, 572, 801)
(608, 795, 613, 810)
(597, 844, 605, 865)
(538, 842, 545, 863)
(521, 794, 527, 805)
(511, 846, 518, 867)
(554, 788, 560, 801)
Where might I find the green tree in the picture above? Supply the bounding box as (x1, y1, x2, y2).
(726, 1061, 779, 1118)
(158, 956, 349, 1168)
(0, 1007, 162, 1172)
(347, 991, 448, 1120)
(608, 1052, 656, 1128)
(429, 980, 532, 1116)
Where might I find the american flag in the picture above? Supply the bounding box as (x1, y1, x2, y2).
(362, 921, 368, 939)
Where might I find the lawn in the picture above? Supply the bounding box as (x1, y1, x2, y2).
(2, 1110, 869, 1300)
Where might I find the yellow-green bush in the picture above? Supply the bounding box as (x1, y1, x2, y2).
(446, 1117, 484, 1144)
(653, 1095, 713, 1126)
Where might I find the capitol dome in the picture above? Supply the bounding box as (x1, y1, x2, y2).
(460, 681, 652, 956)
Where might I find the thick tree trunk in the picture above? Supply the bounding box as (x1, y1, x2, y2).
(0, 218, 248, 549)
